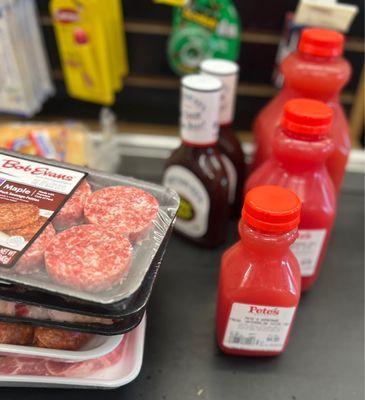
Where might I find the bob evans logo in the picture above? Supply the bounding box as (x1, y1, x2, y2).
(248, 306, 280, 316)
(1, 160, 74, 181)
(54, 8, 79, 23)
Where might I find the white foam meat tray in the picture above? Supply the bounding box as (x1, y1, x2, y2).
(0, 315, 146, 389)
(0, 332, 124, 363)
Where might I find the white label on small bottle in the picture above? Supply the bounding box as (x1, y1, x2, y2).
(290, 229, 327, 277)
(201, 66, 238, 125)
(223, 303, 296, 351)
(220, 154, 237, 204)
(180, 83, 220, 145)
(163, 165, 210, 238)
(217, 72, 238, 125)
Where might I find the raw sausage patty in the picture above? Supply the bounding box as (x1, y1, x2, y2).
(53, 180, 91, 230)
(45, 225, 132, 292)
(13, 224, 56, 275)
(84, 186, 159, 240)
(0, 203, 39, 231)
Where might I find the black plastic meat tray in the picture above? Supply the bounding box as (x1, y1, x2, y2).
(0, 224, 173, 335)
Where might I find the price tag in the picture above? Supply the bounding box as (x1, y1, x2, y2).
(294, 0, 359, 32)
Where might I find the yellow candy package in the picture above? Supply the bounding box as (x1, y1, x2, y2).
(50, 0, 114, 105)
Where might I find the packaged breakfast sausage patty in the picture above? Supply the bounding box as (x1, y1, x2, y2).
(0, 150, 179, 309)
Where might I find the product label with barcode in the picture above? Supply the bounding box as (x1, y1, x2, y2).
(223, 303, 296, 351)
(290, 229, 327, 277)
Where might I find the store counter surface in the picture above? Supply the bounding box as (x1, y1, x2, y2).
(2, 167, 363, 400)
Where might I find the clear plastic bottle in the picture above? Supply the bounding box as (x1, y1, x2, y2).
(246, 98, 336, 291)
(216, 185, 301, 356)
(252, 28, 351, 193)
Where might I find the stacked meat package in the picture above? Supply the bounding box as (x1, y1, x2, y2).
(0, 150, 179, 388)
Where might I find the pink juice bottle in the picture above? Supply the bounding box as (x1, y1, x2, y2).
(252, 28, 351, 193)
(246, 98, 336, 291)
(216, 185, 302, 356)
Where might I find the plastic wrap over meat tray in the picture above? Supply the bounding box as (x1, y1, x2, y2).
(0, 230, 169, 335)
(0, 151, 180, 307)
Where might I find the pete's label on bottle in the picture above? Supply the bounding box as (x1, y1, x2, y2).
(223, 303, 296, 351)
(290, 229, 327, 277)
(180, 85, 220, 144)
(163, 166, 210, 238)
(220, 154, 237, 204)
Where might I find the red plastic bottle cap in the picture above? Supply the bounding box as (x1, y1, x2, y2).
(281, 98, 333, 138)
(299, 28, 344, 58)
(243, 185, 301, 234)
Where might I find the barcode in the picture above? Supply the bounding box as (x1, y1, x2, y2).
(228, 332, 256, 346)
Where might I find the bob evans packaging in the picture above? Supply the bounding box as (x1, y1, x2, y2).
(0, 150, 179, 314)
(0, 152, 86, 267)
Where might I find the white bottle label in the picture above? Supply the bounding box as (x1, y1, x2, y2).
(201, 61, 239, 125)
(290, 229, 327, 277)
(163, 165, 210, 238)
(220, 154, 237, 204)
(217, 72, 238, 125)
(180, 82, 220, 145)
(223, 303, 296, 352)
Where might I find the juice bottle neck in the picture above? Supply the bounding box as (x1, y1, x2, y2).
(238, 220, 298, 255)
(273, 129, 334, 172)
(299, 51, 341, 63)
(281, 51, 351, 101)
(284, 87, 340, 104)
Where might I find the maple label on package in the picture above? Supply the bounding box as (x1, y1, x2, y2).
(0, 153, 86, 267)
(223, 303, 296, 352)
